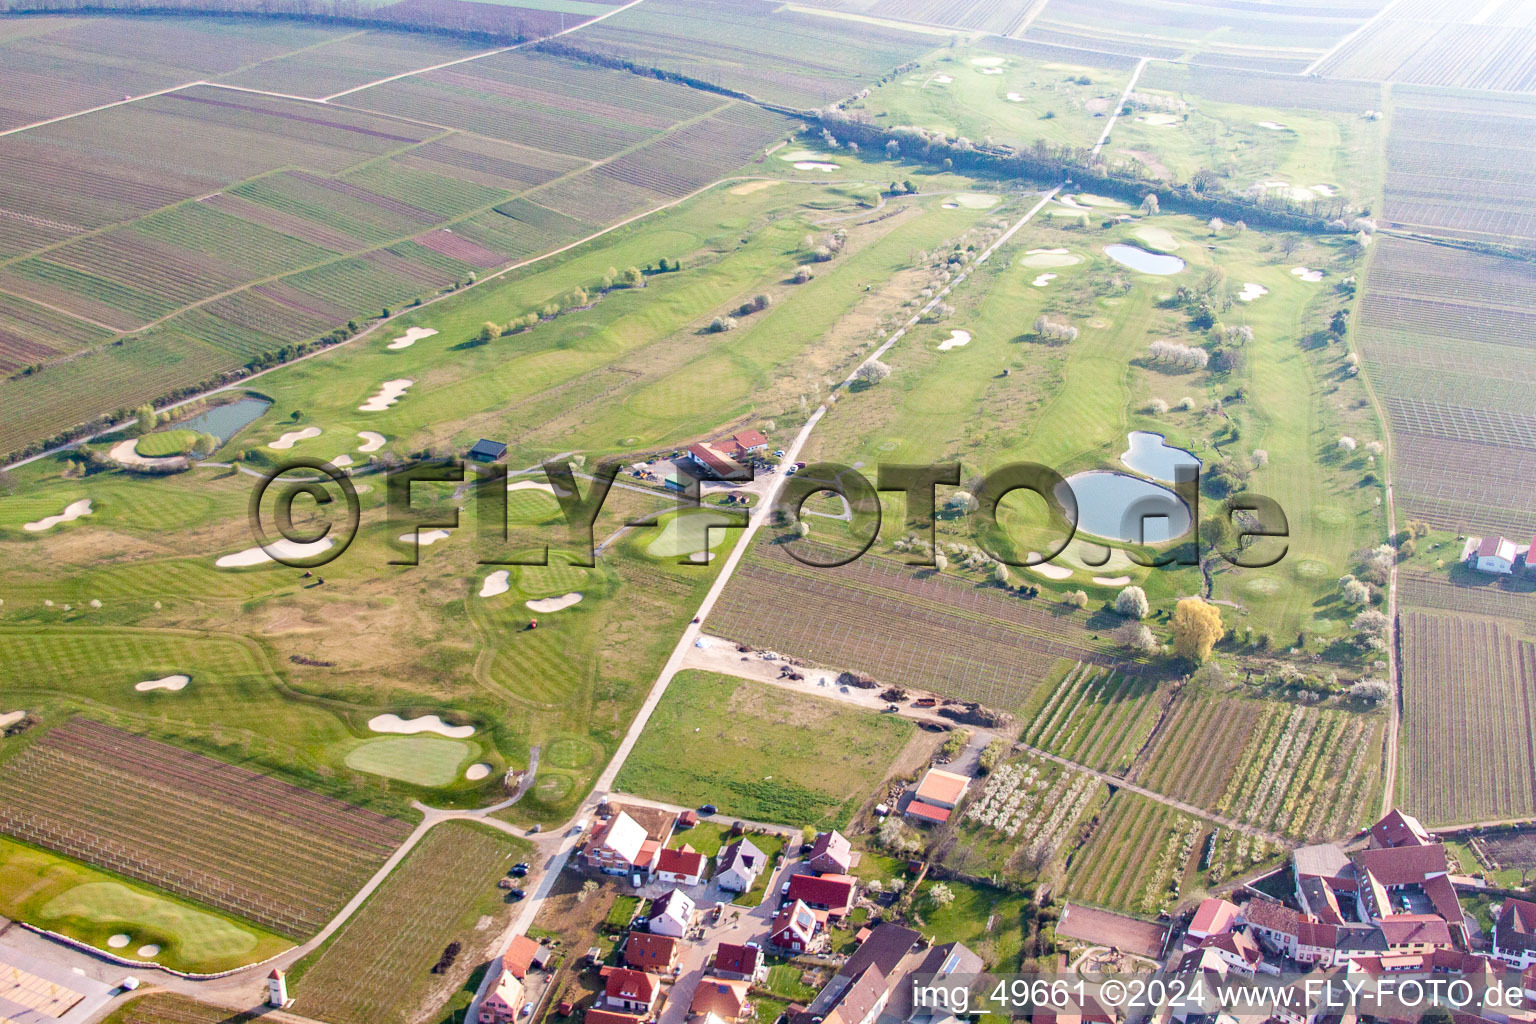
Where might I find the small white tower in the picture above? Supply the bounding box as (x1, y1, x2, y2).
(268, 968, 290, 1007)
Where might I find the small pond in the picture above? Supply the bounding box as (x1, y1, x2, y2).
(1061, 470, 1192, 544)
(1121, 431, 1201, 483)
(176, 396, 271, 445)
(1103, 243, 1186, 275)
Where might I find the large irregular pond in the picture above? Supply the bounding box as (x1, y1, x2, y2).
(1121, 430, 1201, 483)
(1061, 470, 1192, 544)
(1103, 243, 1186, 275)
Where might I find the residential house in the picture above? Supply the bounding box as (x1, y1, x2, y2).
(479, 969, 524, 1024)
(906, 768, 971, 825)
(1495, 898, 1536, 969)
(906, 941, 985, 1022)
(656, 844, 708, 887)
(587, 812, 661, 875)
(711, 943, 765, 982)
(1472, 536, 1520, 574)
(716, 839, 768, 893)
(726, 430, 770, 456)
(1242, 898, 1303, 959)
(692, 978, 752, 1021)
(624, 933, 679, 973)
(1196, 929, 1264, 974)
(586, 1012, 647, 1024)
(605, 968, 662, 1014)
(796, 924, 927, 1024)
(502, 935, 543, 980)
(770, 899, 822, 953)
(1370, 809, 1432, 849)
(648, 889, 695, 938)
(811, 965, 889, 1024)
(786, 872, 856, 918)
(1184, 898, 1241, 950)
(807, 830, 854, 875)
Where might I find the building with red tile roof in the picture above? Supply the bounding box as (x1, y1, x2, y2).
(1496, 898, 1536, 969)
(1184, 898, 1240, 950)
(712, 943, 764, 981)
(604, 968, 661, 1013)
(624, 933, 678, 973)
(1371, 809, 1433, 849)
(585, 1011, 647, 1024)
(655, 844, 708, 886)
(501, 935, 542, 980)
(786, 872, 856, 916)
(771, 899, 821, 953)
(807, 830, 853, 875)
(692, 977, 751, 1020)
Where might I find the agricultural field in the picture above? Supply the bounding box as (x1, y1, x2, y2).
(1018, 661, 1166, 775)
(1316, 0, 1536, 92)
(0, 718, 413, 938)
(1064, 790, 1209, 915)
(1352, 236, 1536, 538)
(613, 669, 915, 828)
(952, 751, 1107, 880)
(1399, 611, 1536, 826)
(1380, 89, 1536, 246)
(290, 821, 532, 1024)
(103, 993, 267, 1024)
(549, 0, 937, 109)
(1020, 0, 1386, 71)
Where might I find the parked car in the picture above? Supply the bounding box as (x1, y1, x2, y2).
(773, 449, 786, 458)
(511, 862, 530, 876)
(699, 803, 718, 816)
(508, 888, 526, 901)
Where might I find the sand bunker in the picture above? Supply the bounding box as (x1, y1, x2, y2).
(1023, 248, 1082, 268)
(108, 439, 185, 471)
(465, 763, 491, 780)
(108, 934, 130, 949)
(937, 329, 971, 351)
(216, 537, 334, 568)
(779, 150, 828, 162)
(360, 379, 412, 412)
(135, 674, 188, 692)
(1312, 183, 1336, 196)
(947, 194, 998, 209)
(730, 180, 780, 196)
(970, 56, 1005, 66)
(137, 945, 161, 957)
(507, 479, 570, 497)
(1094, 575, 1132, 586)
(1137, 113, 1179, 126)
(933, 74, 953, 84)
(332, 454, 354, 467)
(1257, 120, 1287, 130)
(1133, 226, 1180, 251)
(269, 427, 321, 449)
(0, 711, 25, 730)
(1025, 553, 1073, 580)
(1237, 282, 1268, 302)
(794, 162, 839, 172)
(942, 202, 959, 209)
(1032, 273, 1057, 286)
(1291, 266, 1323, 282)
(690, 551, 716, 563)
(368, 713, 475, 738)
(527, 592, 583, 613)
(401, 529, 451, 546)
(1006, 92, 1025, 102)
(479, 570, 510, 598)
(24, 499, 93, 532)
(979, 67, 1002, 75)
(357, 431, 386, 453)
(387, 327, 437, 350)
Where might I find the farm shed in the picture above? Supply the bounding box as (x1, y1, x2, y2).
(1057, 902, 1171, 959)
(469, 438, 508, 463)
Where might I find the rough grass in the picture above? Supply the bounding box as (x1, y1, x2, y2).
(614, 670, 912, 829)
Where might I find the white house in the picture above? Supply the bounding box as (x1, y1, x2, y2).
(655, 844, 708, 886)
(1495, 898, 1536, 968)
(1473, 536, 1520, 574)
(648, 889, 695, 938)
(716, 838, 767, 893)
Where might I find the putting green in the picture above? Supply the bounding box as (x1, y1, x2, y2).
(345, 736, 472, 786)
(1022, 251, 1083, 268)
(42, 882, 259, 960)
(1132, 226, 1181, 251)
(946, 193, 998, 209)
(645, 510, 739, 558)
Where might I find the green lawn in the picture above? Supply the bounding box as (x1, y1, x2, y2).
(343, 736, 477, 786)
(615, 670, 913, 829)
(916, 877, 1032, 971)
(0, 836, 290, 973)
(134, 429, 203, 457)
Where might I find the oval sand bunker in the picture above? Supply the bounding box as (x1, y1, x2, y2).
(368, 713, 475, 738)
(388, 327, 437, 350)
(24, 499, 93, 532)
(357, 431, 387, 452)
(135, 674, 189, 692)
(108, 934, 131, 949)
(937, 330, 971, 351)
(465, 763, 492, 780)
(479, 570, 510, 598)
(527, 592, 583, 613)
(137, 944, 161, 957)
